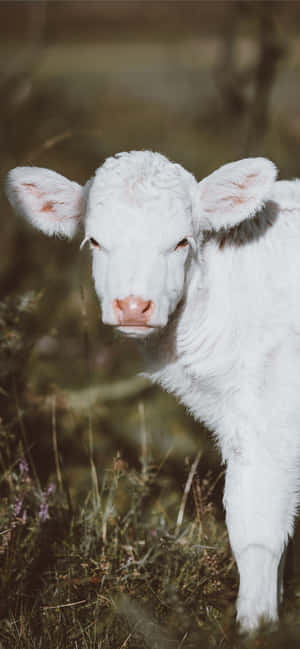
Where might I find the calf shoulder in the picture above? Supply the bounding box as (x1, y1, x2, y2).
(145, 186, 300, 439)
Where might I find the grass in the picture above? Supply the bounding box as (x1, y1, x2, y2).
(0, 404, 234, 647)
(0, 293, 235, 648)
(0, 297, 300, 649)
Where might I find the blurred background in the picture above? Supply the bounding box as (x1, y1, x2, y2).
(1, 2, 300, 644)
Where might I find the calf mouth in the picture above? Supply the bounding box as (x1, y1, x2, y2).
(115, 324, 157, 338)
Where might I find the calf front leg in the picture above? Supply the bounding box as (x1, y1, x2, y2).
(223, 439, 297, 632)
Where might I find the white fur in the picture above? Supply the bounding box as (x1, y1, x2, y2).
(5, 167, 85, 238)
(196, 157, 277, 231)
(6, 151, 300, 632)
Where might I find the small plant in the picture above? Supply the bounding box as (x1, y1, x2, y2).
(0, 457, 55, 553)
(0, 455, 56, 581)
(0, 291, 42, 384)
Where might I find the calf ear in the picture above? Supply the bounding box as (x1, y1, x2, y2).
(196, 157, 277, 232)
(5, 166, 85, 238)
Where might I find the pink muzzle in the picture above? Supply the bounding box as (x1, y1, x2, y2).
(113, 295, 154, 326)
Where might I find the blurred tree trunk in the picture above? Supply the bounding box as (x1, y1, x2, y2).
(214, 3, 248, 119)
(0, 2, 47, 163)
(245, 2, 287, 154)
(215, 1, 287, 155)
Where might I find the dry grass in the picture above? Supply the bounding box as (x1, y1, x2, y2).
(0, 294, 300, 648)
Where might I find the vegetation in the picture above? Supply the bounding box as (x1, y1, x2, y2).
(0, 288, 299, 648)
(0, 293, 235, 648)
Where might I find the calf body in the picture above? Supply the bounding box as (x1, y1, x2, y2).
(6, 151, 300, 631)
(148, 191, 300, 630)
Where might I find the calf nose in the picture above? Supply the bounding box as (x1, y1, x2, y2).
(113, 295, 154, 325)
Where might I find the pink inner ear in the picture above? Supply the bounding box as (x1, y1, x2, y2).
(204, 192, 255, 213)
(230, 174, 257, 205)
(234, 173, 258, 191)
(22, 182, 44, 200)
(21, 180, 83, 221)
(228, 174, 258, 206)
(222, 193, 255, 207)
(41, 200, 56, 213)
(203, 173, 259, 212)
(22, 182, 60, 217)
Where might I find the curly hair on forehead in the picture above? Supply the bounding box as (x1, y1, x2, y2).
(92, 150, 195, 207)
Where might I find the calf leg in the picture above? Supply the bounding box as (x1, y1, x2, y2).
(223, 441, 297, 632)
(277, 547, 287, 605)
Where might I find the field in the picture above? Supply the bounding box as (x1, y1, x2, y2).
(1, 3, 300, 647)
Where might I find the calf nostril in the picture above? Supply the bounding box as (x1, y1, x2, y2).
(113, 296, 154, 325)
(142, 300, 152, 314)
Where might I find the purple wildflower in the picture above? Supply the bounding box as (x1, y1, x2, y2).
(13, 496, 24, 517)
(38, 483, 55, 522)
(45, 483, 55, 497)
(39, 501, 49, 522)
(18, 458, 29, 475)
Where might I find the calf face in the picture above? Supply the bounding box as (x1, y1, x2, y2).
(6, 151, 277, 338)
(84, 153, 197, 336)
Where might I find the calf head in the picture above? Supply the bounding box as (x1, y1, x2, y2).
(6, 151, 277, 338)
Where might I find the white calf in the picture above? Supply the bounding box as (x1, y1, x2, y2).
(6, 150, 300, 631)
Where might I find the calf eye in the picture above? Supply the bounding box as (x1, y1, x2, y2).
(90, 237, 101, 249)
(175, 238, 189, 250)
